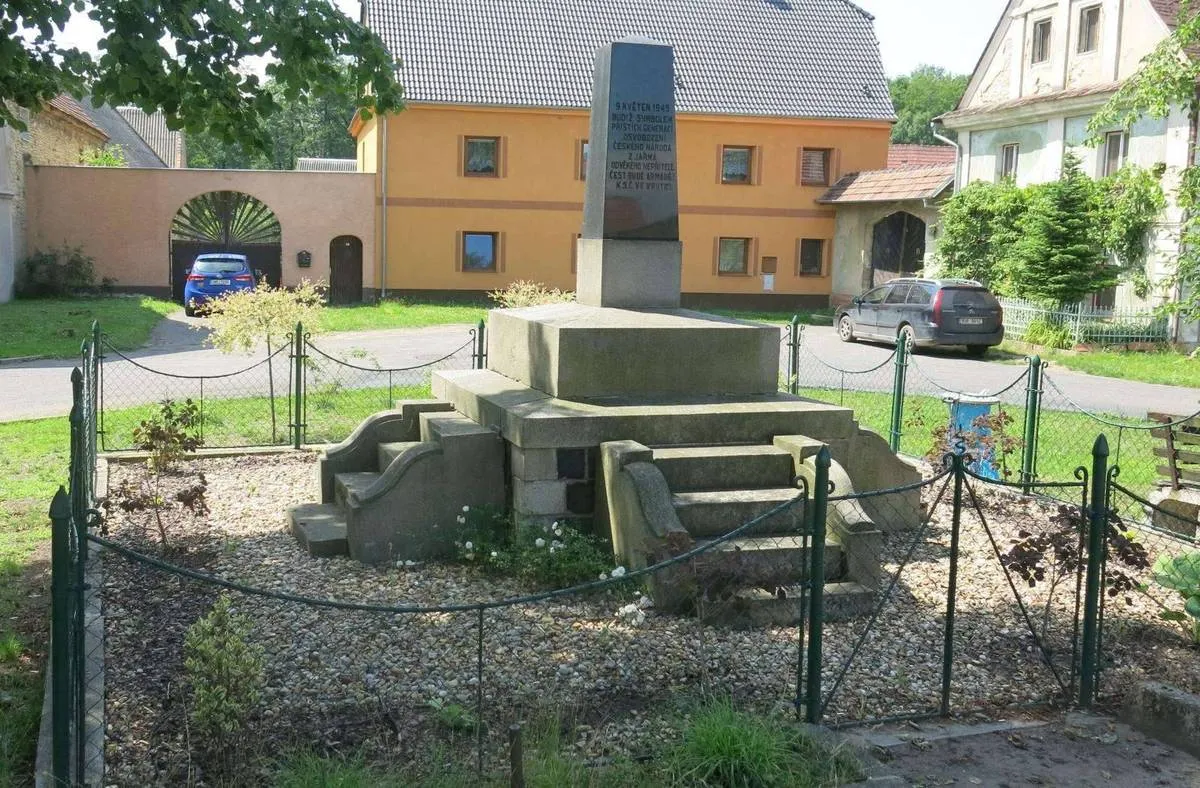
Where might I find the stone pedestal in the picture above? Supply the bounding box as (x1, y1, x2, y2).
(486, 302, 780, 399)
(576, 238, 681, 308)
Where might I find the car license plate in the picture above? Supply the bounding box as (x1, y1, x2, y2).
(959, 317, 984, 326)
(210, 278, 231, 285)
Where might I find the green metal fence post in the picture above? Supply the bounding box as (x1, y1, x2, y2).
(293, 322, 305, 449)
(788, 316, 801, 395)
(1079, 434, 1109, 708)
(940, 452, 966, 715)
(49, 487, 72, 787)
(804, 446, 830, 724)
(1020, 356, 1043, 493)
(889, 336, 909, 453)
(474, 319, 487, 370)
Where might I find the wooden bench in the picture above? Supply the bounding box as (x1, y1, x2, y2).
(1151, 412, 1200, 491)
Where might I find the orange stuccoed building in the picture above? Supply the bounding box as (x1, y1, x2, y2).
(351, 0, 896, 309)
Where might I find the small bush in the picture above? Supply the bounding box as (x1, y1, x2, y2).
(133, 398, 203, 473)
(454, 505, 617, 589)
(79, 144, 128, 167)
(489, 280, 575, 309)
(15, 245, 100, 298)
(666, 698, 861, 787)
(1022, 317, 1074, 349)
(184, 595, 264, 746)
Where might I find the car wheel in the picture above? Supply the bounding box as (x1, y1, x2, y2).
(837, 315, 855, 343)
(184, 305, 196, 317)
(966, 345, 989, 357)
(898, 325, 916, 353)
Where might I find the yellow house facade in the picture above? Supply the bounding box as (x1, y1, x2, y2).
(355, 0, 896, 308)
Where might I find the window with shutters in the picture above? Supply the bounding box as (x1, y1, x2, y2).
(800, 149, 832, 186)
(1000, 144, 1020, 180)
(462, 232, 499, 271)
(798, 239, 824, 276)
(717, 238, 750, 275)
(463, 137, 499, 176)
(1078, 5, 1101, 53)
(721, 146, 753, 184)
(1102, 131, 1127, 177)
(1032, 18, 1052, 64)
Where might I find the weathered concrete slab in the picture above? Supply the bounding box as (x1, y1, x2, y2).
(1122, 681, 1200, 759)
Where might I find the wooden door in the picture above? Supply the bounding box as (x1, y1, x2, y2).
(329, 236, 363, 305)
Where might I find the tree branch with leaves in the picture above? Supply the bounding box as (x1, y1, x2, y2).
(1, 0, 403, 152)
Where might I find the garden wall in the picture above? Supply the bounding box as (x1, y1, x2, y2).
(23, 166, 375, 295)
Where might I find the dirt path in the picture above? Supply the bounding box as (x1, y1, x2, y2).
(871, 713, 1200, 787)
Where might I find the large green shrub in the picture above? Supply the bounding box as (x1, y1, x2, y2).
(15, 245, 103, 298)
(1009, 154, 1116, 307)
(934, 179, 1027, 290)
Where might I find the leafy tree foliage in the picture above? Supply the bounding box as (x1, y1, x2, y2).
(1010, 154, 1116, 307)
(888, 65, 969, 145)
(936, 158, 1162, 305)
(79, 144, 128, 166)
(1, 0, 402, 151)
(186, 63, 359, 169)
(1089, 0, 1200, 320)
(934, 179, 1026, 290)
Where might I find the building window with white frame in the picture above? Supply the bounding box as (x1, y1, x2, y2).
(1101, 131, 1127, 177)
(999, 144, 1019, 180)
(1078, 5, 1101, 54)
(1031, 18, 1052, 64)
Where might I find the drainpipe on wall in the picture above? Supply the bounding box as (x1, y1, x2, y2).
(930, 122, 961, 193)
(380, 116, 389, 300)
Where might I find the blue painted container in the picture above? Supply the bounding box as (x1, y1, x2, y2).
(942, 394, 1000, 480)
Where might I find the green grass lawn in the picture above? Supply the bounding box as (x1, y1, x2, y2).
(802, 386, 1158, 496)
(0, 296, 179, 360)
(319, 301, 489, 332)
(0, 417, 67, 787)
(1000, 342, 1200, 390)
(704, 308, 833, 326)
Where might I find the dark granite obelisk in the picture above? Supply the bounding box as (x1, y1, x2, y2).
(577, 38, 683, 309)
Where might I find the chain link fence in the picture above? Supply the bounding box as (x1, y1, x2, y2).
(784, 321, 1200, 505)
(95, 322, 480, 451)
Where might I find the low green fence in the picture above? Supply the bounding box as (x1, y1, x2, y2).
(783, 319, 1196, 498)
(89, 320, 486, 451)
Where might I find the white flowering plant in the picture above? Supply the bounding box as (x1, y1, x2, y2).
(454, 506, 616, 590)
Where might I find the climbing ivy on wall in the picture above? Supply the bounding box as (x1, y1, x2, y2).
(935, 160, 1164, 306)
(1087, 0, 1200, 320)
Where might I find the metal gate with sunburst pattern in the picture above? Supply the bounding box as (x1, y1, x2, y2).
(169, 191, 282, 302)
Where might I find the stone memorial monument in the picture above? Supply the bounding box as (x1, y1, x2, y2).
(293, 37, 920, 625)
(577, 38, 682, 308)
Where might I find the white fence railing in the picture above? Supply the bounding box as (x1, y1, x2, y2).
(999, 297, 1169, 345)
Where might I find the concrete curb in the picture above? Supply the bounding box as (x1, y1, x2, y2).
(0, 354, 48, 365)
(1121, 681, 1200, 759)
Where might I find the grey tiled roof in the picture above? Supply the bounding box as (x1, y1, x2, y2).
(364, 0, 895, 121)
(295, 157, 358, 172)
(116, 106, 186, 167)
(77, 97, 168, 168)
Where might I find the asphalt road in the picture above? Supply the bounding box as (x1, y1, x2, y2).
(0, 314, 1196, 423)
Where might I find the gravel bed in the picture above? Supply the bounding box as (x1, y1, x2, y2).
(99, 454, 1200, 785)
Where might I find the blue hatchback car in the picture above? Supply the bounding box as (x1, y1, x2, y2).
(183, 254, 256, 316)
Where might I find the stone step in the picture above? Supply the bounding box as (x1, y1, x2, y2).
(288, 503, 348, 558)
(653, 444, 795, 491)
(377, 441, 423, 470)
(691, 535, 844, 588)
(699, 582, 874, 628)
(671, 487, 805, 537)
(419, 412, 495, 443)
(334, 471, 380, 507)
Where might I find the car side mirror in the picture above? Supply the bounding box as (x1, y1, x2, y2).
(851, 296, 862, 305)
